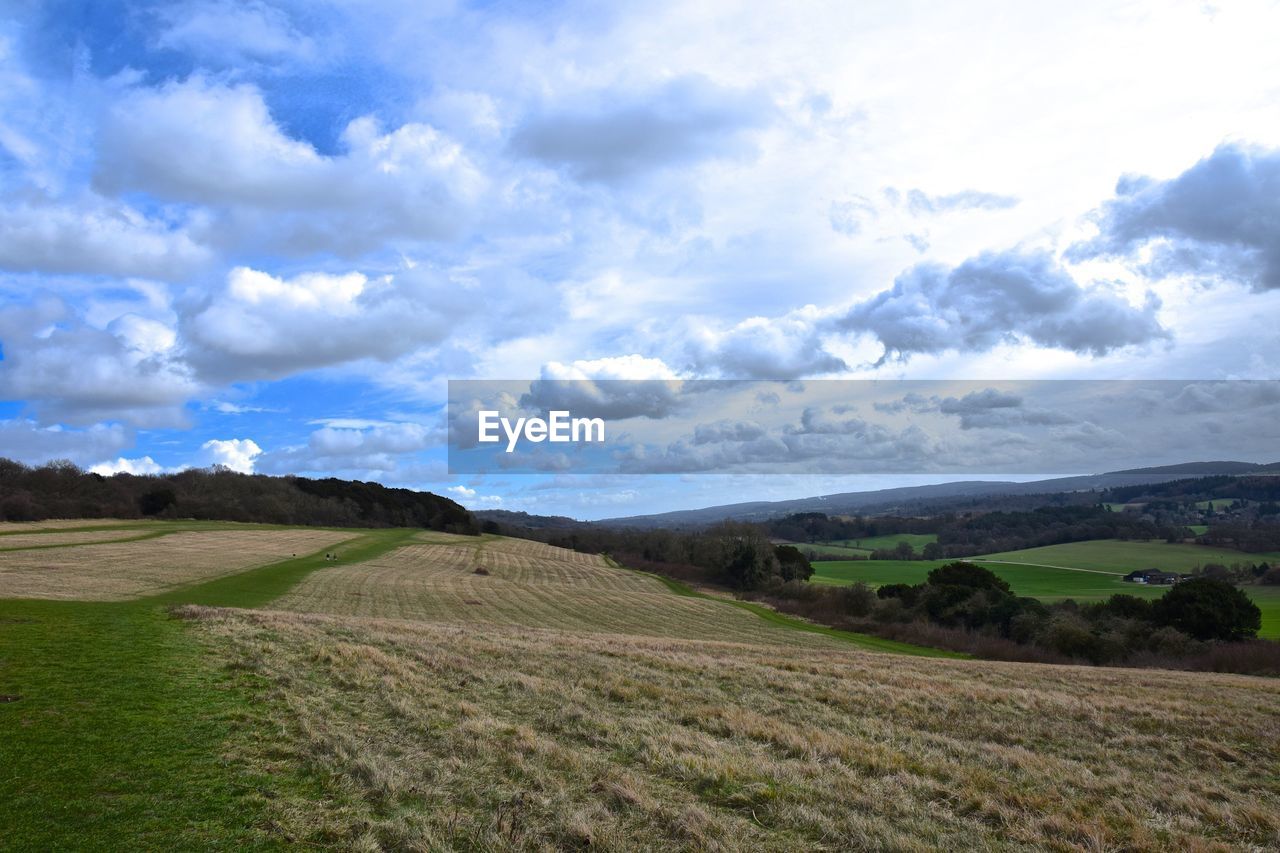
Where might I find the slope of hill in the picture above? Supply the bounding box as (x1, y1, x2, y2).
(597, 461, 1280, 528)
(4, 520, 1279, 849)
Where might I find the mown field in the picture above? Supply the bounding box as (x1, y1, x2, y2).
(3, 520, 1280, 850)
(185, 606, 1280, 850)
(811, 539, 1280, 638)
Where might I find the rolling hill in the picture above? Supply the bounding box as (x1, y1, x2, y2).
(593, 461, 1280, 528)
(2, 519, 1278, 849)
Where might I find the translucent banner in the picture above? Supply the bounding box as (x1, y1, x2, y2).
(447, 379, 1280, 475)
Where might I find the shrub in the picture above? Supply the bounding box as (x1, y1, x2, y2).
(1151, 578, 1262, 641)
(925, 562, 1012, 595)
(840, 582, 877, 617)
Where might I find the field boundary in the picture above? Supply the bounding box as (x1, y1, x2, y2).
(975, 559, 1121, 576)
(604, 556, 966, 658)
(146, 528, 422, 609)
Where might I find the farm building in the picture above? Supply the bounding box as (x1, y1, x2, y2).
(1123, 568, 1184, 585)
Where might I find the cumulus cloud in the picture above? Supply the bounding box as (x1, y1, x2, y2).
(936, 389, 1075, 430)
(681, 308, 846, 378)
(0, 419, 132, 466)
(520, 356, 685, 420)
(256, 420, 440, 475)
(692, 420, 767, 445)
(836, 249, 1169, 363)
(0, 298, 199, 426)
(95, 78, 483, 255)
(198, 438, 262, 473)
(510, 75, 771, 182)
(186, 266, 461, 379)
(0, 193, 209, 278)
(1068, 144, 1280, 292)
(90, 455, 165, 476)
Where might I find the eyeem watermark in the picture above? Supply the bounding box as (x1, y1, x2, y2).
(478, 410, 606, 452)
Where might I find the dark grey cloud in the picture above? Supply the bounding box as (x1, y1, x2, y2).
(937, 389, 1074, 430)
(509, 76, 771, 182)
(519, 379, 685, 421)
(692, 420, 767, 445)
(835, 249, 1169, 363)
(905, 189, 1019, 215)
(1067, 144, 1280, 291)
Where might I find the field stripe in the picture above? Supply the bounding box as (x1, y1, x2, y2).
(145, 528, 420, 609)
(0, 529, 177, 553)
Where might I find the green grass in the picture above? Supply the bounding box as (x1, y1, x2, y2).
(834, 533, 937, 551)
(786, 533, 937, 558)
(811, 538, 1280, 638)
(978, 539, 1280, 574)
(0, 527, 418, 849)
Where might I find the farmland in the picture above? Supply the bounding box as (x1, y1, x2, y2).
(3, 521, 1280, 849)
(978, 539, 1280, 574)
(0, 526, 354, 600)
(278, 533, 854, 646)
(784, 532, 937, 558)
(184, 605, 1280, 850)
(811, 539, 1280, 638)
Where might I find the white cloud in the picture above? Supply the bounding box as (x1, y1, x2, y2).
(198, 438, 262, 473)
(0, 298, 200, 426)
(186, 266, 461, 379)
(95, 78, 484, 255)
(0, 419, 132, 467)
(539, 355, 678, 381)
(0, 194, 208, 278)
(155, 1, 318, 65)
(90, 455, 165, 476)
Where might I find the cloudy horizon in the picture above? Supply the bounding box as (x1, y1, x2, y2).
(2, 0, 1279, 518)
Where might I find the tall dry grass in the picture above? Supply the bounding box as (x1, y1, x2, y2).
(183, 605, 1280, 851)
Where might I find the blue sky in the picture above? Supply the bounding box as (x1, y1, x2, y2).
(2, 0, 1279, 518)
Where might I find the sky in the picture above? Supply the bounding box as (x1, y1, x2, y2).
(1, 0, 1279, 519)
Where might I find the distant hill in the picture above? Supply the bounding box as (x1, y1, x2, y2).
(594, 461, 1280, 529)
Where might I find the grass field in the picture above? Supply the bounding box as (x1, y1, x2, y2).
(812, 539, 1280, 638)
(978, 539, 1280, 574)
(276, 533, 928, 650)
(4, 522, 1280, 849)
(0, 527, 355, 600)
(785, 533, 937, 558)
(182, 605, 1280, 850)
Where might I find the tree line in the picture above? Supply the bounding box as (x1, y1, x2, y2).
(0, 458, 478, 534)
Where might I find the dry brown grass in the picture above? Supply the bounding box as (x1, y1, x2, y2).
(276, 534, 837, 646)
(0, 529, 354, 600)
(0, 519, 139, 533)
(0, 529, 157, 550)
(184, 605, 1280, 851)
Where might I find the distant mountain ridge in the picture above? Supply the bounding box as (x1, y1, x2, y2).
(586, 461, 1280, 529)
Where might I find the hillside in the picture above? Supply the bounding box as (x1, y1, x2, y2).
(3, 519, 1279, 849)
(595, 461, 1280, 528)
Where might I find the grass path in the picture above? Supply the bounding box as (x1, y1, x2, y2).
(0, 527, 417, 850)
(976, 558, 1122, 576)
